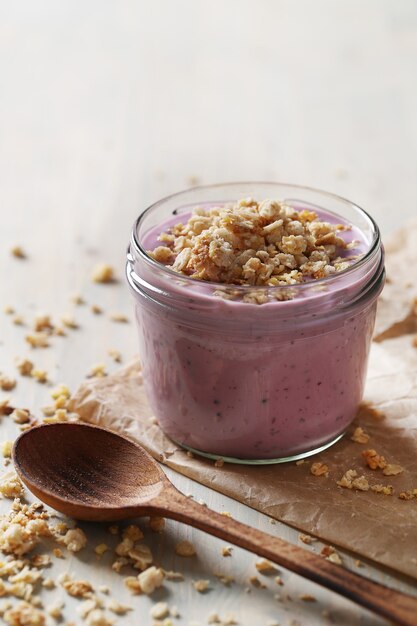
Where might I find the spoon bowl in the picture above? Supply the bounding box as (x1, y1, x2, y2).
(12, 422, 417, 626)
(13, 423, 166, 520)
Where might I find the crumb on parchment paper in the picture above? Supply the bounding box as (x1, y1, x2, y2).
(310, 462, 329, 477)
(399, 489, 417, 500)
(383, 463, 404, 476)
(337, 469, 369, 491)
(350, 426, 370, 444)
(362, 449, 387, 470)
(371, 484, 393, 495)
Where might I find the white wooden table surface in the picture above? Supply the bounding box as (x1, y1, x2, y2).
(1, 1, 417, 624)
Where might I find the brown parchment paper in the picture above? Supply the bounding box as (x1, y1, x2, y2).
(70, 222, 417, 580)
(374, 217, 417, 341)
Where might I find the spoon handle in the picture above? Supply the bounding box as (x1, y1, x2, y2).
(150, 486, 417, 626)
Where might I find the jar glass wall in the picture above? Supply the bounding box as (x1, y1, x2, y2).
(126, 183, 384, 464)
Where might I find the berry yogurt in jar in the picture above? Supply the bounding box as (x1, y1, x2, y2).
(126, 183, 384, 464)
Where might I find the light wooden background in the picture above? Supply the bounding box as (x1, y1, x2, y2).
(1, 1, 417, 624)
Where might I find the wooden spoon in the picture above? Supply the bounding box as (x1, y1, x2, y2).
(12, 423, 417, 626)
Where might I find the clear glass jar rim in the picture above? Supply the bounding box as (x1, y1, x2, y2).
(130, 181, 381, 292)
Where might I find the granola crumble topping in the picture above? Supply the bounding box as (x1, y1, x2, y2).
(320, 546, 343, 565)
(10, 246, 26, 259)
(25, 333, 49, 349)
(31, 369, 48, 384)
(94, 543, 109, 556)
(350, 426, 370, 444)
(148, 517, 165, 533)
(150, 601, 169, 619)
(15, 359, 34, 377)
(61, 527, 88, 552)
(298, 534, 316, 545)
(0, 472, 25, 499)
(310, 462, 329, 477)
(10, 409, 31, 425)
(336, 469, 369, 491)
(60, 575, 93, 598)
(71, 293, 85, 305)
(249, 575, 266, 588)
(149, 198, 360, 291)
(362, 449, 387, 470)
(399, 489, 417, 501)
(0, 376, 17, 392)
(107, 349, 122, 363)
(4, 601, 45, 625)
(61, 314, 78, 329)
(91, 264, 115, 284)
(138, 566, 165, 594)
(174, 540, 196, 557)
(371, 484, 393, 495)
(255, 559, 276, 574)
(213, 572, 234, 586)
(192, 579, 210, 592)
(1, 441, 13, 459)
(109, 313, 129, 323)
(164, 570, 184, 582)
(300, 593, 316, 602)
(87, 364, 107, 379)
(382, 463, 404, 476)
(0, 500, 51, 556)
(107, 599, 131, 615)
(33, 314, 54, 333)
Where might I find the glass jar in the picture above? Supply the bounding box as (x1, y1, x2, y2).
(126, 183, 384, 464)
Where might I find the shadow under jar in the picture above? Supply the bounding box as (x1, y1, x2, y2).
(126, 183, 385, 464)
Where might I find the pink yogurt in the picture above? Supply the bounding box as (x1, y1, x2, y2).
(126, 183, 384, 463)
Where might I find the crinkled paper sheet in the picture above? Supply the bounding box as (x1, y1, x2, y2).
(70, 221, 417, 580)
